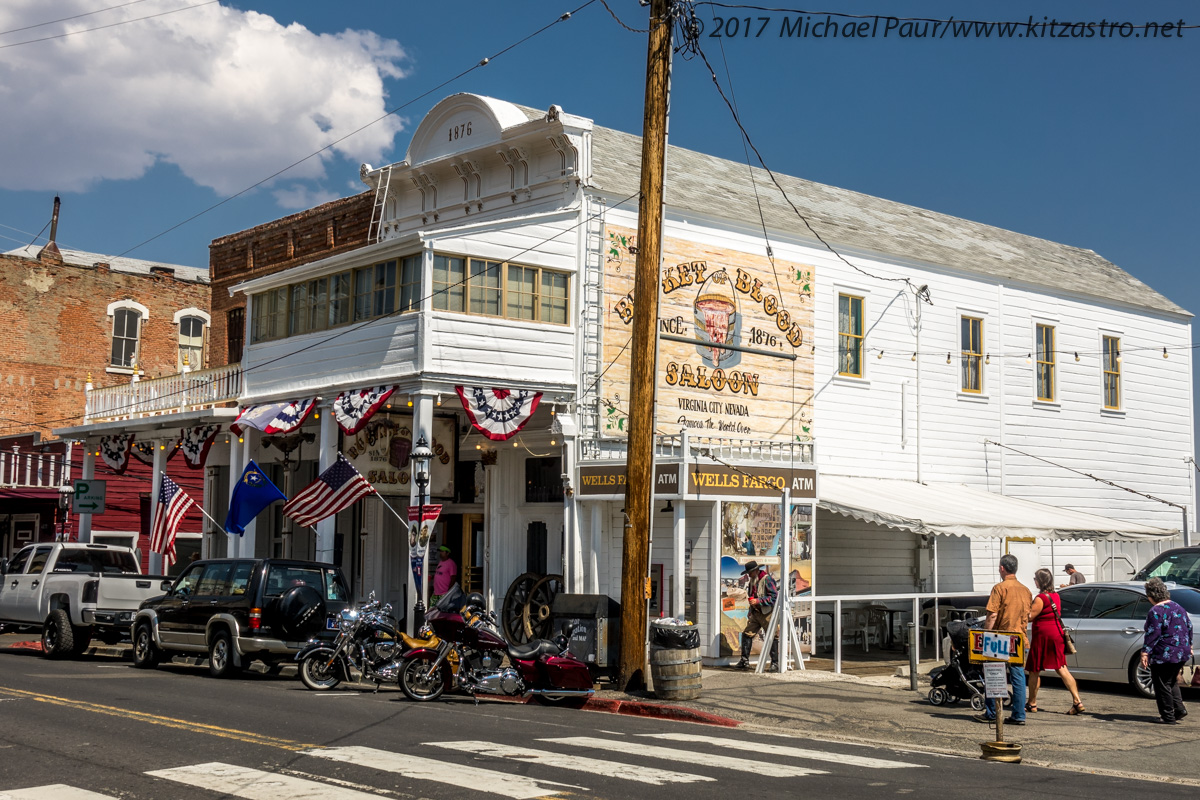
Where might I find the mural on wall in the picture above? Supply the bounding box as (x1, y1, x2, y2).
(343, 414, 456, 497)
(718, 501, 812, 656)
(602, 225, 815, 442)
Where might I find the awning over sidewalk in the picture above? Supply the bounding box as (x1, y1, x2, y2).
(818, 475, 1177, 541)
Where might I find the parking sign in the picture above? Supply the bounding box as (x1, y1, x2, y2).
(72, 479, 107, 514)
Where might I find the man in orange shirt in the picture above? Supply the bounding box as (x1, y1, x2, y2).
(975, 553, 1032, 725)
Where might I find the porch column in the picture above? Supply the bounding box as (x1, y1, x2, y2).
(314, 405, 337, 564)
(413, 392, 435, 615)
(77, 446, 96, 543)
(147, 439, 168, 574)
(227, 429, 244, 558)
(240, 431, 258, 558)
(588, 502, 601, 595)
(673, 499, 686, 619)
(559, 416, 581, 593)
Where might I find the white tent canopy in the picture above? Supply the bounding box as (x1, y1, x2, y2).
(818, 475, 1178, 542)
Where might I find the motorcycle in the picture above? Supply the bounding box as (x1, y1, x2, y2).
(398, 585, 593, 705)
(295, 593, 450, 691)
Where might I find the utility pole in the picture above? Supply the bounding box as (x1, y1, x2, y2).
(617, 0, 672, 691)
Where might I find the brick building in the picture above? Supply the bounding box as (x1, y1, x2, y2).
(208, 192, 372, 368)
(0, 200, 210, 565)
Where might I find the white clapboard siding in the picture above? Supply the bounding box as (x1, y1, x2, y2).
(241, 314, 420, 402)
(429, 215, 579, 271)
(815, 509, 918, 596)
(428, 313, 574, 385)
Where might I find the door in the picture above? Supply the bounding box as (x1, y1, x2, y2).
(461, 514, 484, 594)
(8, 545, 53, 624)
(1055, 586, 1092, 672)
(0, 546, 34, 620)
(1004, 538, 1040, 592)
(1073, 587, 1147, 681)
(156, 563, 204, 646)
(184, 562, 235, 647)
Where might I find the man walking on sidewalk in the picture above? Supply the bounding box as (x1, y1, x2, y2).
(975, 554, 1031, 725)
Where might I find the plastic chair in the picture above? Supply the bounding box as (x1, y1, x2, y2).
(845, 607, 880, 652)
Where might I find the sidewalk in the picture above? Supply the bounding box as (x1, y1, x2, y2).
(613, 663, 1200, 784)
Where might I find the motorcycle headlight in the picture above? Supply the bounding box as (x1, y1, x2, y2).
(339, 608, 359, 632)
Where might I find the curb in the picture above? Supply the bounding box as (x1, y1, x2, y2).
(586, 698, 741, 727)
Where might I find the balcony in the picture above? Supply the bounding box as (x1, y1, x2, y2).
(85, 363, 242, 422)
(0, 450, 69, 489)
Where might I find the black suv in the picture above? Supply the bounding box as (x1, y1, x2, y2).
(131, 558, 351, 677)
(1134, 547, 1200, 589)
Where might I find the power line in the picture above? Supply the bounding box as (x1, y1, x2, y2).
(0, 0, 218, 50)
(0, 0, 154, 37)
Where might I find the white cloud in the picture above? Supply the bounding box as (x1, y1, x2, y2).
(272, 183, 340, 210)
(0, 2, 408, 197)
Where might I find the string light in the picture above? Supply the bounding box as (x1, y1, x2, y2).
(550, 439, 557, 446)
(1116, 349, 1122, 362)
(1025, 354, 1032, 364)
(314, 411, 320, 419)
(911, 352, 917, 362)
(985, 354, 990, 365)
(238, 436, 244, 443)
(877, 350, 884, 359)
(407, 397, 414, 407)
(946, 353, 951, 364)
(436, 394, 442, 406)
(1074, 352, 1080, 362)
(1163, 347, 1169, 359)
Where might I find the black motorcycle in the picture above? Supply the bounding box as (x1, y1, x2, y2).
(295, 593, 413, 691)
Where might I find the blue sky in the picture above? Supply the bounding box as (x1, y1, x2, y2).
(1, 1, 1196, 458)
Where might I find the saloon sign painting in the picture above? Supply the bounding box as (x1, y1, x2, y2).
(603, 225, 815, 442)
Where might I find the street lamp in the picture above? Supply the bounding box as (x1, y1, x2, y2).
(410, 434, 433, 627)
(57, 484, 74, 542)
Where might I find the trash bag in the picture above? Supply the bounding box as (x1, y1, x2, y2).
(650, 619, 699, 649)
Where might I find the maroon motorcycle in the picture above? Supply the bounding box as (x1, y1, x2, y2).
(399, 586, 593, 705)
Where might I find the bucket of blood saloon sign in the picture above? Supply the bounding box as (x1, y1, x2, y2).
(601, 225, 816, 442)
(343, 415, 456, 497)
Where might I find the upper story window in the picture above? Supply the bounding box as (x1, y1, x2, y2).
(1102, 335, 1121, 410)
(354, 261, 397, 320)
(960, 316, 983, 393)
(107, 300, 149, 370)
(174, 308, 210, 371)
(1035, 323, 1056, 402)
(434, 254, 570, 324)
(837, 293, 864, 377)
(226, 307, 244, 364)
(250, 286, 288, 343)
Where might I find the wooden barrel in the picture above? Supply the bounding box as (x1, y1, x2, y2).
(649, 643, 702, 700)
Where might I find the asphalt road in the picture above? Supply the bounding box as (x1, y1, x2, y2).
(2, 647, 1198, 800)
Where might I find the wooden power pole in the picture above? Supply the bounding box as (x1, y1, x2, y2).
(617, 0, 672, 691)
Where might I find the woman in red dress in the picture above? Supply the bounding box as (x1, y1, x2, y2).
(1025, 568, 1085, 714)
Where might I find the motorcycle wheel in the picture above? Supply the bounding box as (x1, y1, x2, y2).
(299, 653, 342, 691)
(400, 658, 447, 702)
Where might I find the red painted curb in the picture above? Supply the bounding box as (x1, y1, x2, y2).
(8, 641, 43, 652)
(583, 697, 740, 727)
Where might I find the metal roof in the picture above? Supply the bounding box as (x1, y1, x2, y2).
(589, 126, 1187, 316)
(4, 245, 208, 284)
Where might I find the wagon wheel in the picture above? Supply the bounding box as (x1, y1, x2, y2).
(522, 574, 564, 642)
(501, 572, 542, 645)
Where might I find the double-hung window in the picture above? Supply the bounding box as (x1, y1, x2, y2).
(399, 255, 421, 312)
(960, 316, 983, 393)
(434, 254, 569, 324)
(1102, 335, 1121, 410)
(1035, 323, 1056, 402)
(250, 287, 287, 343)
(177, 314, 207, 370)
(354, 261, 397, 321)
(111, 308, 141, 368)
(837, 293, 864, 377)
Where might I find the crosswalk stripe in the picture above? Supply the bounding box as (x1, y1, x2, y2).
(0, 787, 117, 800)
(428, 740, 716, 785)
(146, 763, 383, 800)
(641, 733, 926, 770)
(304, 746, 577, 799)
(539, 737, 829, 778)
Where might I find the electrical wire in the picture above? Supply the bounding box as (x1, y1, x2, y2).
(0, 0, 218, 50)
(0, 0, 154, 37)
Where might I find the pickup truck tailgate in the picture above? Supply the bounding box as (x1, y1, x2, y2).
(95, 574, 168, 607)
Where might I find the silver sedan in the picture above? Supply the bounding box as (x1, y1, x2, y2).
(1048, 581, 1200, 697)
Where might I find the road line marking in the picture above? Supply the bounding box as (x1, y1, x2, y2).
(640, 733, 926, 769)
(538, 737, 828, 778)
(0, 687, 320, 751)
(428, 741, 714, 785)
(305, 746, 578, 798)
(0, 786, 117, 799)
(147, 763, 382, 799)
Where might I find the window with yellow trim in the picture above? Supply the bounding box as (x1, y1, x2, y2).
(960, 316, 983, 393)
(1035, 323, 1056, 401)
(1102, 335, 1121, 410)
(837, 293, 864, 377)
(434, 254, 569, 324)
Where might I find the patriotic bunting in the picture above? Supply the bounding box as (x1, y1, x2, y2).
(283, 454, 376, 527)
(179, 424, 221, 469)
(97, 433, 135, 474)
(230, 398, 317, 436)
(130, 439, 180, 466)
(332, 386, 396, 435)
(456, 386, 542, 441)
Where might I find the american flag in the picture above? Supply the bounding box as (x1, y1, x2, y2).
(150, 475, 194, 569)
(283, 454, 376, 527)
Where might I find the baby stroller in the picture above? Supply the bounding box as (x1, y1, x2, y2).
(927, 619, 987, 711)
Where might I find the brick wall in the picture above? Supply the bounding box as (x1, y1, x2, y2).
(209, 192, 373, 367)
(0, 251, 209, 438)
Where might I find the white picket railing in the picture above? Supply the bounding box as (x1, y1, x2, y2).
(0, 450, 69, 488)
(85, 363, 242, 422)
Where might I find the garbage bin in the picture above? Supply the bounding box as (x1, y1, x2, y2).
(649, 619, 702, 700)
(550, 593, 621, 673)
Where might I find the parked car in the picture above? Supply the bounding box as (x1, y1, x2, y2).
(1047, 580, 1200, 697)
(131, 558, 351, 677)
(0, 542, 166, 657)
(1134, 547, 1200, 589)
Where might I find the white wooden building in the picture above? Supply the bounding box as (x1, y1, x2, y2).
(58, 93, 1193, 665)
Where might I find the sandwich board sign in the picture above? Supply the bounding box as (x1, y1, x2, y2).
(72, 479, 107, 515)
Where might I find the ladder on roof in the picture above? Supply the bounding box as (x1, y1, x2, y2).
(368, 165, 393, 243)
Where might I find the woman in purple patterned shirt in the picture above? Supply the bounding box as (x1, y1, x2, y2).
(1141, 577, 1194, 724)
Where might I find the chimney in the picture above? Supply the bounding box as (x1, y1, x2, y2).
(36, 196, 63, 264)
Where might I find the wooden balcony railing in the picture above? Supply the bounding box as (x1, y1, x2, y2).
(85, 363, 242, 422)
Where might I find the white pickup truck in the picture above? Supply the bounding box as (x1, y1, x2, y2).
(0, 542, 168, 658)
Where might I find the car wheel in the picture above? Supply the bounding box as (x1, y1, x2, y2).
(400, 657, 447, 701)
(42, 609, 74, 659)
(132, 624, 160, 668)
(299, 652, 342, 691)
(1129, 656, 1156, 698)
(208, 630, 241, 678)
